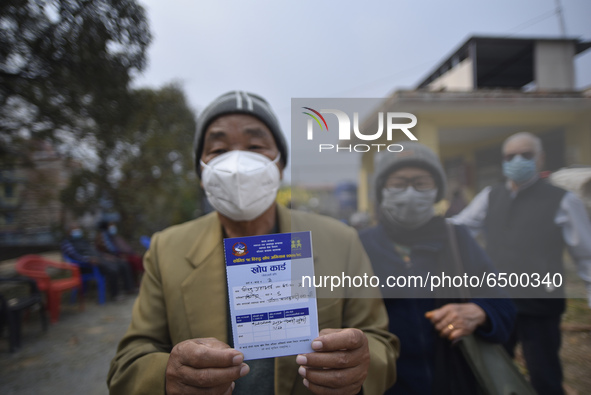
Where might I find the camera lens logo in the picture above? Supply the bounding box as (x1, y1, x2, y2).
(302, 107, 329, 137)
(301, 106, 418, 152)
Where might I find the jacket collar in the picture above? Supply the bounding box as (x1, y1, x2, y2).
(277, 203, 292, 232)
(185, 212, 223, 269)
(506, 173, 541, 198)
(184, 204, 291, 268)
(181, 212, 228, 342)
(375, 223, 446, 253)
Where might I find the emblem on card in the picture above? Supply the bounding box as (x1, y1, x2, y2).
(291, 238, 302, 250)
(232, 242, 248, 257)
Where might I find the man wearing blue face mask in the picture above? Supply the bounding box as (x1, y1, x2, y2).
(108, 91, 398, 395)
(453, 132, 591, 395)
(61, 222, 134, 301)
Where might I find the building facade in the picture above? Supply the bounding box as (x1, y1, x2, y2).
(356, 36, 591, 213)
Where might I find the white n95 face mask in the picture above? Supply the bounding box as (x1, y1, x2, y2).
(200, 151, 281, 221)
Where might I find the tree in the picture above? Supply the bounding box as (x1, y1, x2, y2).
(117, 84, 201, 237)
(0, 0, 151, 147)
(61, 84, 201, 240)
(0, 0, 152, 242)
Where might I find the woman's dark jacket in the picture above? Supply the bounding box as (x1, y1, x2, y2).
(359, 217, 516, 395)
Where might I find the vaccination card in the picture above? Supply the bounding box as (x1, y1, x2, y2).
(223, 231, 318, 360)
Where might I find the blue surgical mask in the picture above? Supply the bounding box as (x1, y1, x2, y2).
(502, 155, 537, 184)
(70, 229, 83, 239)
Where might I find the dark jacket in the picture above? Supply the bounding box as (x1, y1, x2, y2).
(359, 218, 516, 395)
(485, 179, 567, 315)
(61, 237, 99, 263)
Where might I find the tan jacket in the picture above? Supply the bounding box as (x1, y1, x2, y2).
(108, 205, 398, 394)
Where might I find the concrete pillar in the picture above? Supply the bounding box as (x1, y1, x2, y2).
(357, 151, 375, 213)
(534, 41, 575, 91)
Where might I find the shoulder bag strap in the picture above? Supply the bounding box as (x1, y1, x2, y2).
(445, 219, 470, 301)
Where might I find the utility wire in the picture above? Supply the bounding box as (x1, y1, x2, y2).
(285, 4, 570, 99)
(555, 0, 567, 36)
(504, 9, 559, 37)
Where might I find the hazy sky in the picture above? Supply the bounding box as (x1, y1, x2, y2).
(134, 0, 591, 118)
(133, 0, 591, 185)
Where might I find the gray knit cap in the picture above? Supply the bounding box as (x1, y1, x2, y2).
(374, 142, 446, 203)
(194, 91, 288, 177)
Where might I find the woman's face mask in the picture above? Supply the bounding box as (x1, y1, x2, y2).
(380, 186, 437, 229)
(200, 150, 281, 221)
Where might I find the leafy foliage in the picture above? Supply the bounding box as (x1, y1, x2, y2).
(0, 0, 151, 144)
(2, 1, 202, 243)
(61, 84, 201, 239)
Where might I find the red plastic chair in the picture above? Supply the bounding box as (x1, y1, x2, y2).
(16, 255, 83, 323)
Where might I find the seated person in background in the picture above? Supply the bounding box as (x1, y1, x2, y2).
(61, 222, 134, 301)
(359, 142, 516, 395)
(95, 220, 144, 283)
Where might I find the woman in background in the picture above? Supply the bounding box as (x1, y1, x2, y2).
(359, 142, 516, 395)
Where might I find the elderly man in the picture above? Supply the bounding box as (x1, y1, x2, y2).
(107, 91, 398, 395)
(453, 132, 591, 395)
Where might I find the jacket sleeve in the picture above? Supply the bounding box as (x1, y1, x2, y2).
(61, 239, 89, 263)
(455, 224, 517, 344)
(342, 229, 400, 395)
(107, 232, 171, 394)
(471, 298, 516, 343)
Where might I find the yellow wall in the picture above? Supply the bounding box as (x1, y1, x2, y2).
(565, 113, 591, 165)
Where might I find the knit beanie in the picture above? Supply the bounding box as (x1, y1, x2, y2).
(374, 142, 446, 203)
(193, 91, 288, 177)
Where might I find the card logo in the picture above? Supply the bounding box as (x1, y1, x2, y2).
(232, 242, 248, 257)
(291, 238, 303, 250)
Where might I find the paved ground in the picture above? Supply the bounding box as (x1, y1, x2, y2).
(0, 295, 136, 395)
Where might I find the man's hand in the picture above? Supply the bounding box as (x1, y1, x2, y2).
(425, 303, 487, 341)
(296, 328, 370, 395)
(165, 338, 249, 395)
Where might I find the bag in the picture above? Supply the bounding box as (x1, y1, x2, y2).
(445, 220, 536, 395)
(456, 335, 536, 395)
